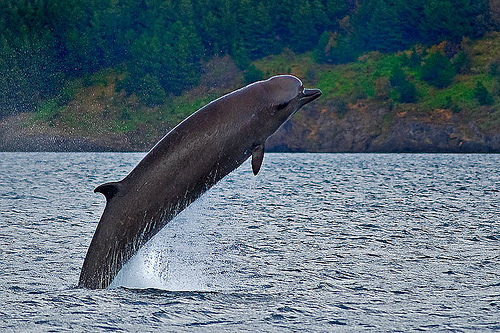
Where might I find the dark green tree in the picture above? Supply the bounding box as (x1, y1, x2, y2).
(323, 0, 349, 26)
(244, 64, 264, 84)
(289, 0, 316, 53)
(267, 0, 296, 47)
(231, 40, 251, 70)
(397, 0, 424, 45)
(163, 21, 203, 94)
(390, 66, 407, 87)
(420, 0, 457, 44)
(421, 52, 455, 88)
(362, 0, 404, 52)
(313, 31, 331, 63)
(390, 67, 418, 103)
(474, 81, 494, 105)
(452, 51, 471, 74)
(237, 1, 276, 59)
(419, 0, 488, 44)
(136, 74, 167, 106)
(314, 32, 359, 64)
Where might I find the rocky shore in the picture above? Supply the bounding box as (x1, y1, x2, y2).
(267, 101, 500, 153)
(2, 101, 498, 153)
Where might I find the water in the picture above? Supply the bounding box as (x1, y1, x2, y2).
(0, 152, 499, 332)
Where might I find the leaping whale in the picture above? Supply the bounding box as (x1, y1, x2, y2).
(78, 75, 321, 289)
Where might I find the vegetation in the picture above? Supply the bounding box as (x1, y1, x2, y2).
(0, 0, 495, 119)
(421, 52, 455, 89)
(474, 81, 494, 105)
(390, 67, 417, 103)
(252, 33, 500, 123)
(1, 0, 500, 153)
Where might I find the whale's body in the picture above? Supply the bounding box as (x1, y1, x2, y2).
(78, 75, 321, 289)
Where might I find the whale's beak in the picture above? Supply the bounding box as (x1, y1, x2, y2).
(300, 88, 322, 105)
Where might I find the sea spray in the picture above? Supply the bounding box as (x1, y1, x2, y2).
(109, 191, 234, 291)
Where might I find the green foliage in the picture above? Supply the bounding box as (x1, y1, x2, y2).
(474, 81, 494, 105)
(390, 67, 418, 103)
(119, 74, 166, 106)
(390, 67, 407, 88)
(232, 41, 251, 70)
(396, 81, 418, 103)
(0, 0, 495, 118)
(34, 80, 79, 123)
(360, 0, 404, 52)
(244, 65, 264, 84)
(289, 1, 316, 53)
(313, 32, 331, 63)
(401, 48, 423, 68)
(421, 52, 456, 88)
(489, 57, 500, 78)
(36, 99, 64, 124)
(353, 0, 490, 54)
(314, 32, 360, 64)
(420, 0, 489, 44)
(452, 51, 471, 74)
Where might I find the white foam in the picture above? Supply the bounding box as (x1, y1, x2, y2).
(109, 194, 232, 291)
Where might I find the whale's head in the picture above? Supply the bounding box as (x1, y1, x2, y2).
(240, 75, 321, 175)
(258, 75, 321, 132)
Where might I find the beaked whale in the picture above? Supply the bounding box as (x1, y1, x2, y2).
(78, 75, 321, 289)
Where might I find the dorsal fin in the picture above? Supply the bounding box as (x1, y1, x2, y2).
(251, 143, 265, 175)
(94, 182, 122, 201)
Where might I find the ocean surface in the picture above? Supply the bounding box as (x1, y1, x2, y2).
(0, 152, 499, 332)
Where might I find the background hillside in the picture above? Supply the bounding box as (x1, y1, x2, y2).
(1, 0, 499, 151)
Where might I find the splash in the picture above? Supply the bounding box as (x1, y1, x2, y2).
(109, 194, 233, 291)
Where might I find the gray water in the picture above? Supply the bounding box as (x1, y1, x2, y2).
(0, 152, 499, 332)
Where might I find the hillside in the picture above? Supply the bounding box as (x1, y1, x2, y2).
(1, 33, 500, 152)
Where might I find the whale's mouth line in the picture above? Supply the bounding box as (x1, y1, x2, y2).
(300, 88, 322, 104)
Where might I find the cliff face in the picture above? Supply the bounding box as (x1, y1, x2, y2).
(267, 101, 500, 153)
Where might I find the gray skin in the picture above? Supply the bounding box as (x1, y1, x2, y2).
(78, 75, 321, 289)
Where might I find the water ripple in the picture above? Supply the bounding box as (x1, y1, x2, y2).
(0, 153, 499, 331)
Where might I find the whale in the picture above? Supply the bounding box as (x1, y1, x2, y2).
(78, 75, 321, 289)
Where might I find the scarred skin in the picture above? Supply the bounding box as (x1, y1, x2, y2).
(78, 75, 321, 289)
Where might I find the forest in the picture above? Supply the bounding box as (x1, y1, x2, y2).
(0, 0, 497, 117)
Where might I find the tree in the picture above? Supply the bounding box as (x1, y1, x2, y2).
(390, 66, 407, 88)
(237, 1, 276, 59)
(267, 0, 292, 46)
(452, 51, 470, 74)
(390, 67, 418, 103)
(323, 0, 349, 26)
(474, 82, 494, 105)
(314, 31, 359, 64)
(163, 21, 203, 94)
(313, 31, 331, 63)
(231, 40, 251, 70)
(289, 0, 316, 53)
(362, 0, 404, 52)
(419, 0, 488, 44)
(397, 0, 424, 45)
(421, 52, 455, 88)
(137, 74, 167, 106)
(244, 64, 264, 84)
(420, 0, 457, 44)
